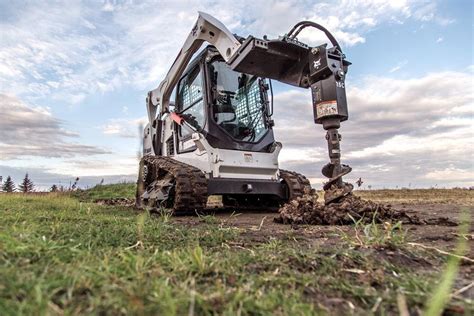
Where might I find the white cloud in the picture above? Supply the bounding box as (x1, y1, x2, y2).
(50, 156, 139, 177)
(424, 166, 474, 182)
(436, 36, 444, 43)
(389, 60, 408, 73)
(101, 1, 115, 12)
(0, 94, 109, 159)
(100, 117, 146, 138)
(279, 148, 325, 165)
(0, 1, 466, 188)
(102, 124, 125, 136)
(272, 70, 474, 187)
(0, 0, 449, 104)
(413, 2, 455, 26)
(0, 164, 136, 190)
(289, 0, 454, 47)
(347, 126, 472, 159)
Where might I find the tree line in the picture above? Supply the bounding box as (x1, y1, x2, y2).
(0, 174, 80, 193)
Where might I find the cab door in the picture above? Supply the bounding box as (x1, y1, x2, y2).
(175, 65, 206, 153)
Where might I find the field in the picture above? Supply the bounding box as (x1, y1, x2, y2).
(0, 185, 472, 315)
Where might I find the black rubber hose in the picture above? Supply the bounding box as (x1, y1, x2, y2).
(287, 21, 342, 53)
(268, 79, 273, 117)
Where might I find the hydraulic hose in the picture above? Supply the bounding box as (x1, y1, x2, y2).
(287, 21, 342, 54)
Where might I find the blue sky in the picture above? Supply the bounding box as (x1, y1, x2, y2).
(0, 0, 473, 189)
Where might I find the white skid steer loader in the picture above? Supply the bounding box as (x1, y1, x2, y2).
(137, 12, 353, 213)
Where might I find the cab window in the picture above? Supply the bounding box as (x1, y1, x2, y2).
(209, 60, 268, 142)
(176, 66, 205, 132)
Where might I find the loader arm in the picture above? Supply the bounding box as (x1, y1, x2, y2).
(147, 12, 241, 123)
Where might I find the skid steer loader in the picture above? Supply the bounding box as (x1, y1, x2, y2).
(137, 12, 353, 212)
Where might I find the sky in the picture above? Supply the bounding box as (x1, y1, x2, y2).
(0, 0, 473, 190)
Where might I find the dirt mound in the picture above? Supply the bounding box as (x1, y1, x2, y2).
(275, 191, 422, 225)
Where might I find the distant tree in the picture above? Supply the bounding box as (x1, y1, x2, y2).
(0, 176, 2, 192)
(18, 173, 34, 193)
(2, 176, 15, 193)
(50, 184, 58, 192)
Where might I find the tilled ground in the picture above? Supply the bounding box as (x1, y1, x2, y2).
(5, 187, 472, 315)
(172, 200, 474, 307)
(95, 194, 470, 257)
(89, 191, 473, 312)
(172, 200, 472, 255)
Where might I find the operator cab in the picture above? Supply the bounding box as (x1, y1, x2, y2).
(209, 60, 268, 142)
(174, 46, 276, 153)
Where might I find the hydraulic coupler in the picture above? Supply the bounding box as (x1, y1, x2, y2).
(309, 45, 353, 204)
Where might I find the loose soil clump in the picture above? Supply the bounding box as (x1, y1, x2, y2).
(275, 191, 424, 225)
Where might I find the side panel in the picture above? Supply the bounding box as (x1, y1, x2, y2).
(143, 123, 155, 156)
(161, 115, 176, 156)
(212, 147, 280, 180)
(173, 133, 281, 181)
(152, 119, 163, 155)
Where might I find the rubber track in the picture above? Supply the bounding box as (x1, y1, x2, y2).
(142, 156, 207, 212)
(280, 169, 312, 200)
(140, 156, 310, 211)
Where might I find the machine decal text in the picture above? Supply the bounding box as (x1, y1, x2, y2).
(316, 101, 338, 118)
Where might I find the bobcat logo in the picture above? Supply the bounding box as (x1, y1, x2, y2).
(313, 58, 321, 69)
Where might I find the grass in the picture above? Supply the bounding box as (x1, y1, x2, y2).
(72, 183, 136, 201)
(424, 211, 471, 316)
(74, 183, 474, 205)
(338, 215, 407, 249)
(354, 188, 473, 205)
(75, 183, 474, 205)
(0, 187, 472, 315)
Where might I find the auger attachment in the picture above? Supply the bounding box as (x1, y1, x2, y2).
(308, 43, 353, 204)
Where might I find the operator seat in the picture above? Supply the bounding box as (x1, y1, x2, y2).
(214, 101, 239, 138)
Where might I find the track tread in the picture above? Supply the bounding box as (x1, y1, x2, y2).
(280, 169, 312, 200)
(137, 158, 312, 212)
(138, 156, 207, 212)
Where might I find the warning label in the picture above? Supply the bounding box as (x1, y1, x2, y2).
(244, 153, 253, 163)
(316, 101, 338, 118)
